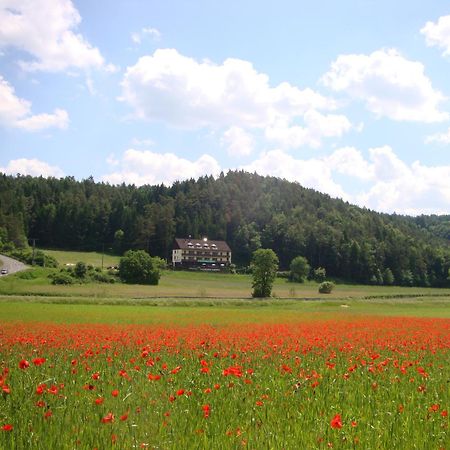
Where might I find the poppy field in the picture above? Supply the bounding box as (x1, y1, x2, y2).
(0, 313, 449, 449)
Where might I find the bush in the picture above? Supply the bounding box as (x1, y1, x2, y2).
(51, 272, 74, 285)
(119, 250, 161, 285)
(74, 261, 88, 278)
(17, 270, 38, 280)
(318, 281, 334, 294)
(313, 267, 326, 283)
(91, 272, 116, 284)
(289, 256, 310, 283)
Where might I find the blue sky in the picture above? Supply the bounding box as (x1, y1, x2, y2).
(1, 0, 450, 215)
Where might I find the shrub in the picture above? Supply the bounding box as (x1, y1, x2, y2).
(51, 272, 74, 285)
(74, 262, 88, 278)
(119, 250, 161, 285)
(318, 281, 334, 294)
(313, 267, 327, 283)
(289, 256, 310, 283)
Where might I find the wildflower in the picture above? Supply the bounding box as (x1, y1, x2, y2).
(101, 413, 114, 424)
(202, 404, 211, 418)
(19, 360, 29, 370)
(111, 389, 119, 397)
(1, 424, 13, 431)
(330, 414, 343, 429)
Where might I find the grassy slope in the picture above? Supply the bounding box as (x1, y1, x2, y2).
(43, 249, 120, 267)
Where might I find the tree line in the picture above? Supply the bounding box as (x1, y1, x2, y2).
(0, 171, 449, 287)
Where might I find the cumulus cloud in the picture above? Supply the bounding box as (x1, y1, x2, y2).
(425, 127, 450, 145)
(119, 49, 350, 150)
(0, 158, 64, 177)
(265, 111, 352, 149)
(241, 149, 349, 200)
(322, 48, 448, 122)
(131, 27, 161, 45)
(221, 126, 254, 157)
(357, 148, 450, 215)
(102, 149, 221, 186)
(0, 0, 112, 72)
(421, 15, 450, 56)
(0, 75, 69, 131)
(241, 146, 450, 215)
(100, 145, 450, 214)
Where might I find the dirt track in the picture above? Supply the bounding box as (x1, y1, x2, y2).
(0, 254, 28, 275)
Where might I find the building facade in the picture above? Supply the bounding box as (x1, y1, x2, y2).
(172, 237, 232, 271)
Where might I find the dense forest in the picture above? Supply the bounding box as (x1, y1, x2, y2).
(0, 171, 449, 287)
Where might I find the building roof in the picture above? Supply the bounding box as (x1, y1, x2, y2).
(173, 238, 231, 252)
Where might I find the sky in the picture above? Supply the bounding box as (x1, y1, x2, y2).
(1, 0, 450, 216)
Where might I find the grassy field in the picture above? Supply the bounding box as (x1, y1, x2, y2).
(2, 264, 450, 300)
(43, 248, 120, 267)
(0, 296, 449, 325)
(1, 251, 449, 449)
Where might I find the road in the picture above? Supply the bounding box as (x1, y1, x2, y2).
(0, 254, 28, 275)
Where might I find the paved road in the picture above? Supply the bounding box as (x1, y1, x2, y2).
(0, 254, 28, 275)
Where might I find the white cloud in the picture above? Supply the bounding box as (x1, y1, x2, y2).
(102, 149, 221, 186)
(326, 146, 373, 180)
(0, 0, 110, 72)
(119, 49, 349, 150)
(265, 111, 352, 149)
(131, 27, 161, 45)
(425, 127, 450, 145)
(0, 75, 69, 131)
(421, 15, 450, 56)
(322, 48, 448, 122)
(0, 158, 64, 177)
(347, 146, 450, 215)
(241, 149, 349, 200)
(221, 126, 254, 156)
(242, 146, 450, 215)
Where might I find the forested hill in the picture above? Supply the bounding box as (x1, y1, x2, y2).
(0, 171, 449, 287)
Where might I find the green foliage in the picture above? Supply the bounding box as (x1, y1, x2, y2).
(74, 261, 87, 278)
(119, 250, 161, 285)
(51, 272, 74, 285)
(1, 172, 449, 287)
(313, 267, 326, 283)
(251, 248, 279, 298)
(113, 229, 125, 255)
(383, 268, 395, 286)
(318, 281, 334, 293)
(289, 256, 310, 283)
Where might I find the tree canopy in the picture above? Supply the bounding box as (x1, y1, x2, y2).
(251, 248, 279, 298)
(119, 250, 162, 285)
(0, 171, 449, 287)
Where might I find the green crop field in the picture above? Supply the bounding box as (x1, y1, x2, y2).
(0, 250, 449, 449)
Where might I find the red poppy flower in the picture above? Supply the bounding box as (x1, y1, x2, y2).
(2, 385, 10, 394)
(111, 389, 119, 397)
(33, 358, 46, 366)
(44, 410, 52, 419)
(95, 397, 104, 405)
(330, 414, 343, 429)
(19, 360, 29, 370)
(1, 424, 13, 431)
(120, 413, 128, 421)
(101, 413, 114, 423)
(176, 389, 185, 396)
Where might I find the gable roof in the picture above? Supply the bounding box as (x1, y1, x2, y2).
(174, 238, 231, 252)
